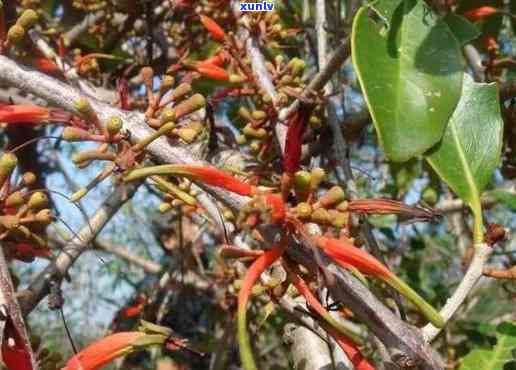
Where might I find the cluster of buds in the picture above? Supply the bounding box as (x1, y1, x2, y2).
(0, 153, 53, 262)
(241, 10, 300, 48)
(235, 106, 273, 159)
(61, 72, 207, 202)
(2, 9, 39, 49)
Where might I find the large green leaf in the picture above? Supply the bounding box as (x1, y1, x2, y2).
(425, 75, 503, 239)
(352, 0, 464, 162)
(444, 13, 481, 45)
(460, 322, 516, 370)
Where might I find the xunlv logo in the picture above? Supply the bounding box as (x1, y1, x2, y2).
(239, 2, 274, 11)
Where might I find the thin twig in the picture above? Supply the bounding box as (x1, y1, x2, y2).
(483, 266, 516, 279)
(422, 243, 493, 342)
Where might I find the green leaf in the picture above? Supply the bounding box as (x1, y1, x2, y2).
(460, 322, 516, 370)
(444, 13, 481, 45)
(425, 74, 503, 241)
(351, 0, 464, 162)
(488, 190, 516, 210)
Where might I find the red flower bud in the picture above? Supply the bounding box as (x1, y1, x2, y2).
(0, 104, 51, 124)
(463, 6, 499, 21)
(194, 63, 230, 81)
(199, 15, 226, 42)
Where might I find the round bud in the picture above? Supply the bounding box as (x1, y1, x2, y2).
(311, 208, 330, 224)
(422, 187, 438, 205)
(160, 75, 175, 93)
(35, 209, 53, 224)
(0, 153, 18, 184)
(27, 192, 48, 210)
(238, 107, 252, 121)
(62, 127, 89, 142)
(310, 168, 326, 189)
(236, 134, 247, 145)
(106, 116, 123, 135)
(7, 25, 25, 44)
(170, 82, 192, 101)
(295, 202, 312, 219)
(160, 108, 175, 123)
(16, 9, 39, 29)
(172, 93, 206, 119)
(73, 98, 93, 116)
(159, 202, 172, 213)
(5, 191, 24, 208)
(251, 110, 267, 120)
(319, 186, 346, 208)
(140, 66, 154, 85)
(21, 172, 36, 186)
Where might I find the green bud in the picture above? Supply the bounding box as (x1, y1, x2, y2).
(7, 25, 25, 44)
(16, 9, 39, 29)
(0, 153, 18, 185)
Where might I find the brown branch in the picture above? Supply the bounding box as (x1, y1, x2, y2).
(19, 183, 139, 315)
(0, 246, 38, 368)
(483, 266, 516, 279)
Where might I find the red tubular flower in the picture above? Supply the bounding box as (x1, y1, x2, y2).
(199, 15, 226, 42)
(262, 193, 286, 224)
(464, 6, 499, 21)
(314, 236, 444, 328)
(124, 164, 254, 196)
(347, 198, 439, 222)
(238, 243, 285, 370)
(284, 103, 315, 173)
(194, 63, 230, 81)
(314, 236, 392, 278)
(63, 332, 146, 370)
(0, 104, 51, 124)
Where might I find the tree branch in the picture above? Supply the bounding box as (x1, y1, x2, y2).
(19, 183, 139, 315)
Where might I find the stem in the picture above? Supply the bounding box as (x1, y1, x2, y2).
(422, 243, 492, 342)
(386, 275, 444, 328)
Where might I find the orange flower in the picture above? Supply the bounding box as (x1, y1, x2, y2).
(199, 15, 226, 42)
(63, 332, 146, 370)
(0, 104, 51, 124)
